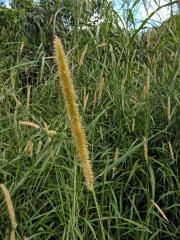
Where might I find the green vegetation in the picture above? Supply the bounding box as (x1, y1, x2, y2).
(0, 0, 179, 239)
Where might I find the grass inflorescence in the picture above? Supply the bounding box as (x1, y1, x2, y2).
(54, 36, 94, 191)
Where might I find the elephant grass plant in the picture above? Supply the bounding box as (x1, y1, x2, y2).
(0, 1, 179, 239)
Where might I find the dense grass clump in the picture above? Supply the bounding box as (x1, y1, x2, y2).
(0, 1, 180, 239)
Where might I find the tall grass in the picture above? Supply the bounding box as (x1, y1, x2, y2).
(0, 1, 179, 239)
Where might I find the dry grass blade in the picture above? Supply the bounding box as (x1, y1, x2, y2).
(26, 84, 31, 111)
(167, 96, 171, 122)
(12, 94, 21, 107)
(151, 199, 169, 222)
(132, 117, 135, 132)
(168, 141, 175, 161)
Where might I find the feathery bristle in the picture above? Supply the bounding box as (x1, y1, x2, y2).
(54, 36, 94, 191)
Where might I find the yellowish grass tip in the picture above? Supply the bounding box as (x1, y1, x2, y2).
(19, 121, 40, 129)
(1, 183, 17, 238)
(24, 140, 33, 157)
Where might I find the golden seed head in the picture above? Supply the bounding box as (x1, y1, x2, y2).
(54, 36, 94, 191)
